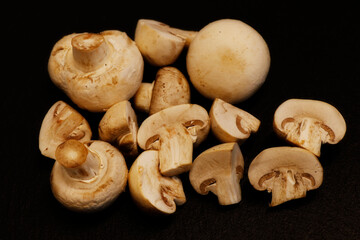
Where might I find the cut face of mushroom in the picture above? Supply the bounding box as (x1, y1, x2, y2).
(248, 147, 323, 207)
(134, 67, 191, 115)
(189, 142, 244, 205)
(51, 140, 128, 212)
(39, 101, 92, 159)
(98, 100, 138, 157)
(273, 99, 346, 156)
(48, 30, 144, 112)
(135, 19, 197, 66)
(137, 104, 210, 176)
(128, 150, 186, 214)
(186, 19, 270, 103)
(210, 98, 260, 143)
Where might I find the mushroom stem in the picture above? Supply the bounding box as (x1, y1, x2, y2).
(206, 176, 242, 205)
(71, 33, 109, 72)
(55, 140, 100, 181)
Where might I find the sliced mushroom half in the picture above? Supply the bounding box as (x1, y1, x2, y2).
(51, 139, 128, 212)
(273, 99, 346, 156)
(210, 98, 260, 143)
(98, 100, 138, 157)
(39, 101, 92, 159)
(189, 142, 244, 205)
(248, 147, 323, 207)
(137, 104, 210, 176)
(128, 150, 186, 214)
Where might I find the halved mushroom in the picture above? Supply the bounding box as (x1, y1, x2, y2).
(248, 147, 323, 207)
(273, 99, 346, 156)
(133, 67, 191, 114)
(189, 142, 244, 205)
(39, 101, 92, 159)
(51, 139, 128, 212)
(137, 104, 210, 176)
(210, 98, 260, 143)
(128, 150, 186, 214)
(135, 19, 197, 66)
(98, 100, 138, 157)
(48, 30, 144, 112)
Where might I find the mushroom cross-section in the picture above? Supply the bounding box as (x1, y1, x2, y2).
(189, 142, 244, 205)
(98, 100, 138, 157)
(210, 98, 260, 143)
(50, 139, 128, 212)
(128, 150, 186, 214)
(135, 19, 197, 66)
(39, 101, 92, 159)
(137, 104, 210, 176)
(48, 30, 144, 112)
(248, 147, 323, 207)
(273, 99, 346, 156)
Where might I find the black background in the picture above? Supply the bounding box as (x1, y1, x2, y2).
(3, 1, 360, 239)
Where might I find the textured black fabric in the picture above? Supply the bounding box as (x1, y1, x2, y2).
(3, 2, 359, 239)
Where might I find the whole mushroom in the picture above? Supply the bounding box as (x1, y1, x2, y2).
(187, 19, 270, 103)
(48, 30, 144, 112)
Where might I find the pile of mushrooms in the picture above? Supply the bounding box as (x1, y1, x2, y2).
(39, 18, 346, 213)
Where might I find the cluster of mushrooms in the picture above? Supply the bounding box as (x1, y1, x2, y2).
(39, 19, 346, 213)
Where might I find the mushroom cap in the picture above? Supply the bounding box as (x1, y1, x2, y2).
(210, 98, 260, 143)
(248, 147, 323, 191)
(128, 150, 186, 214)
(50, 140, 128, 212)
(137, 104, 210, 149)
(48, 30, 144, 112)
(39, 101, 92, 159)
(273, 99, 346, 144)
(186, 19, 270, 103)
(189, 142, 244, 205)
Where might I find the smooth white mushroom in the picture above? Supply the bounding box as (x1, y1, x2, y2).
(189, 142, 244, 205)
(135, 19, 197, 66)
(186, 19, 270, 103)
(51, 139, 128, 212)
(48, 30, 144, 112)
(248, 147, 323, 207)
(133, 66, 191, 114)
(39, 101, 92, 159)
(273, 99, 346, 156)
(128, 150, 186, 214)
(137, 104, 210, 176)
(98, 100, 138, 157)
(210, 98, 260, 143)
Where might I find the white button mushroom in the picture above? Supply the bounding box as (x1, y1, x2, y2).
(48, 30, 144, 112)
(51, 139, 128, 212)
(128, 150, 186, 214)
(186, 19, 270, 103)
(273, 99, 346, 156)
(137, 104, 210, 176)
(248, 147, 323, 207)
(39, 101, 92, 159)
(189, 142, 244, 205)
(210, 98, 261, 143)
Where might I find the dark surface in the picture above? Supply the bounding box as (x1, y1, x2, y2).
(3, 2, 360, 240)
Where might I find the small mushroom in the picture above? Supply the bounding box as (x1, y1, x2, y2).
(39, 101, 92, 159)
(248, 147, 323, 207)
(51, 139, 128, 212)
(134, 67, 191, 114)
(137, 104, 210, 176)
(135, 19, 197, 66)
(210, 98, 260, 143)
(273, 99, 346, 156)
(98, 100, 138, 157)
(186, 19, 270, 103)
(48, 30, 144, 112)
(189, 142, 244, 205)
(128, 150, 186, 214)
